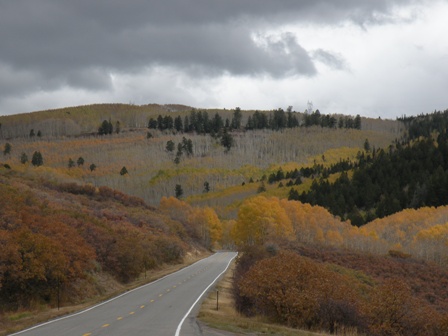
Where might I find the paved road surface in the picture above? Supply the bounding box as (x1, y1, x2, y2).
(11, 252, 237, 336)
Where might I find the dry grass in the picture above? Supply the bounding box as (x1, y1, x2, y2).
(197, 260, 330, 336)
(0, 251, 209, 336)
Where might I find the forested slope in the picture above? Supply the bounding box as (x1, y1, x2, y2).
(0, 105, 402, 209)
(292, 109, 448, 225)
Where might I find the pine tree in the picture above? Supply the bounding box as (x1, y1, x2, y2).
(364, 138, 371, 152)
(3, 143, 11, 156)
(31, 151, 43, 166)
(68, 158, 75, 168)
(148, 118, 158, 129)
(204, 181, 210, 193)
(175, 184, 183, 198)
(20, 152, 28, 164)
(174, 116, 183, 132)
(120, 166, 128, 175)
(231, 107, 242, 130)
(221, 129, 234, 152)
(166, 140, 175, 152)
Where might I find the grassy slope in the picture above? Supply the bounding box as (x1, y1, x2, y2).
(0, 104, 402, 213)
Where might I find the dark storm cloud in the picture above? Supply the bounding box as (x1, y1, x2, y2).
(0, 0, 419, 100)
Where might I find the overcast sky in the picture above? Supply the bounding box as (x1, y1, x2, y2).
(1, 0, 447, 118)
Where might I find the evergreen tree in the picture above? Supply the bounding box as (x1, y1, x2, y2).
(183, 116, 190, 132)
(166, 140, 175, 152)
(98, 120, 113, 135)
(20, 152, 28, 164)
(221, 129, 234, 152)
(231, 107, 242, 130)
(68, 158, 75, 168)
(354, 114, 362, 129)
(3, 143, 11, 156)
(163, 115, 173, 130)
(211, 113, 224, 134)
(181, 137, 193, 156)
(89, 163, 97, 172)
(77, 157, 85, 167)
(175, 184, 183, 198)
(157, 115, 164, 131)
(204, 181, 210, 193)
(120, 166, 128, 175)
(29, 129, 35, 137)
(174, 116, 183, 132)
(364, 139, 371, 152)
(148, 118, 158, 129)
(31, 151, 43, 166)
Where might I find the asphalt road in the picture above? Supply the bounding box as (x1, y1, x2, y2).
(11, 252, 238, 336)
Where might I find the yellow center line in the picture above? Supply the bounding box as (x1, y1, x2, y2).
(140, 305, 145, 308)
(173, 285, 177, 288)
(158, 294, 163, 297)
(117, 317, 123, 320)
(82, 334, 91, 336)
(150, 299, 155, 302)
(102, 324, 109, 328)
(129, 311, 135, 315)
(166, 289, 170, 292)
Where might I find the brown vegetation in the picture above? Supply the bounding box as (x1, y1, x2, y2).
(0, 171, 211, 314)
(234, 246, 448, 335)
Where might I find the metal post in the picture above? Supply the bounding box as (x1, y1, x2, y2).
(216, 290, 219, 311)
(57, 279, 60, 311)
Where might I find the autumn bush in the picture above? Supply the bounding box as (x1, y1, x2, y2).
(0, 173, 205, 311)
(233, 247, 448, 335)
(0, 203, 96, 309)
(232, 246, 274, 316)
(160, 196, 223, 248)
(235, 251, 366, 334)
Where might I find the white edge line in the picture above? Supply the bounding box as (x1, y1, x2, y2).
(175, 252, 238, 336)
(8, 253, 215, 335)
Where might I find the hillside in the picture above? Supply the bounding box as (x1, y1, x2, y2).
(0, 104, 402, 211)
(4, 105, 448, 335)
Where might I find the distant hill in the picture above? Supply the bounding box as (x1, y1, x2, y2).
(0, 103, 193, 138)
(0, 104, 403, 209)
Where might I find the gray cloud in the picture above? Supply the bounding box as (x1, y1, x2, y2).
(312, 49, 348, 70)
(0, 1, 417, 71)
(0, 0, 428, 115)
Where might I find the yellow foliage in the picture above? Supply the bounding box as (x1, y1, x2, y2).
(232, 196, 294, 247)
(188, 207, 222, 248)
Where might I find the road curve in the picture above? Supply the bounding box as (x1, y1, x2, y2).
(10, 252, 238, 336)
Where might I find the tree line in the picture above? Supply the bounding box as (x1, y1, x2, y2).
(148, 108, 362, 134)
